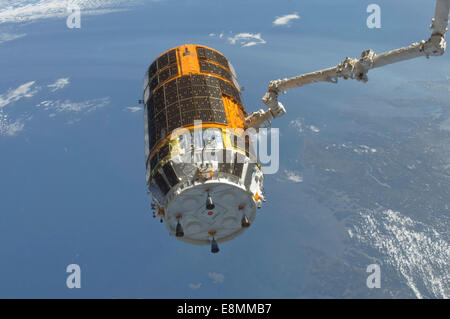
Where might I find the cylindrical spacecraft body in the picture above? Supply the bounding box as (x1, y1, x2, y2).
(143, 44, 265, 245)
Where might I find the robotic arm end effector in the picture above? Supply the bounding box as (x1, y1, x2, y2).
(262, 88, 286, 120)
(244, 89, 286, 129)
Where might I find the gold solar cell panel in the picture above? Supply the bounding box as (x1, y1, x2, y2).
(154, 88, 165, 114)
(205, 75, 220, 87)
(150, 75, 158, 92)
(167, 114, 182, 132)
(165, 94, 178, 106)
(165, 78, 177, 92)
(213, 110, 228, 124)
(148, 61, 157, 79)
(166, 102, 180, 116)
(177, 75, 191, 88)
(208, 86, 221, 98)
(231, 87, 242, 103)
(148, 121, 156, 149)
(196, 46, 206, 59)
(147, 113, 155, 128)
(217, 65, 232, 81)
(219, 79, 237, 97)
(179, 86, 193, 100)
(191, 74, 206, 85)
(155, 110, 167, 127)
(154, 129, 163, 147)
(154, 102, 165, 117)
(164, 84, 178, 105)
(215, 53, 229, 69)
(167, 104, 181, 131)
(181, 109, 198, 126)
(192, 85, 209, 97)
(197, 47, 230, 71)
(168, 49, 177, 64)
(150, 136, 157, 150)
(194, 97, 210, 109)
(202, 62, 230, 81)
(213, 53, 229, 70)
(204, 48, 216, 61)
(158, 53, 169, 69)
(147, 98, 155, 118)
(210, 98, 224, 110)
(198, 109, 215, 122)
(159, 67, 171, 83)
(164, 89, 176, 101)
(219, 79, 230, 95)
(218, 78, 227, 90)
(169, 64, 178, 78)
(154, 127, 164, 144)
(179, 98, 194, 113)
(199, 60, 209, 73)
(155, 111, 167, 139)
(147, 46, 244, 150)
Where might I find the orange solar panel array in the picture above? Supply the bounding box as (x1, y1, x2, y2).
(144, 45, 248, 174)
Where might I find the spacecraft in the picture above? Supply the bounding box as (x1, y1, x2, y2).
(143, 44, 264, 253)
(143, 0, 449, 253)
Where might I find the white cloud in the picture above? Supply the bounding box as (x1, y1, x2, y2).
(48, 77, 70, 92)
(208, 272, 224, 284)
(0, 0, 148, 24)
(0, 120, 24, 136)
(352, 209, 450, 298)
(66, 117, 81, 125)
(228, 33, 266, 47)
(0, 32, 26, 44)
(0, 81, 39, 108)
(209, 32, 225, 39)
(37, 97, 110, 114)
(309, 125, 320, 133)
(289, 119, 303, 133)
(353, 145, 377, 154)
(0, 80, 110, 136)
(273, 12, 300, 26)
(188, 283, 201, 290)
(0, 105, 33, 137)
(0, 112, 25, 136)
(289, 118, 320, 134)
(125, 106, 142, 112)
(283, 169, 303, 183)
(0, 81, 38, 137)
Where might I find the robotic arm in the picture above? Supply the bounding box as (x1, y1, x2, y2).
(246, 0, 450, 129)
